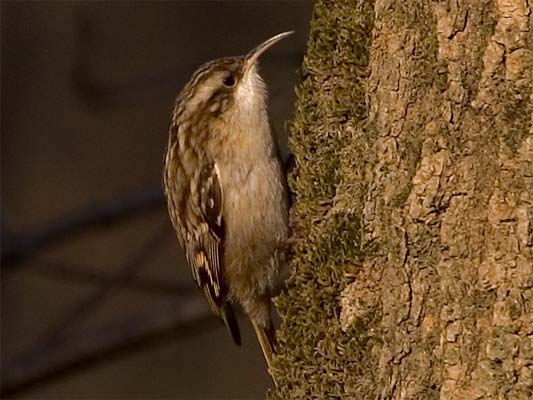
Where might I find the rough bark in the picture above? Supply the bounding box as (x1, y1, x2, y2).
(271, 1, 533, 399)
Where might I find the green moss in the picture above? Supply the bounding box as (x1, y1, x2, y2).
(269, 0, 375, 398)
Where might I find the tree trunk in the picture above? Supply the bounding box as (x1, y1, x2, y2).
(271, 1, 533, 399)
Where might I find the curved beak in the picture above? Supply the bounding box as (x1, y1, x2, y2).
(243, 31, 294, 73)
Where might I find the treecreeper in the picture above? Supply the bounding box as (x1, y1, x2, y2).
(163, 31, 293, 383)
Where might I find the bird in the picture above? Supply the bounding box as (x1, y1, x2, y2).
(163, 31, 292, 377)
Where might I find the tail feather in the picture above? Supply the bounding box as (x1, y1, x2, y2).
(251, 318, 277, 385)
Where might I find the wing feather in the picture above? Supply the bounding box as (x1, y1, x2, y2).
(169, 160, 240, 344)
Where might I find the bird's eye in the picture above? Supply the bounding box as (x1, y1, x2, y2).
(223, 74, 235, 88)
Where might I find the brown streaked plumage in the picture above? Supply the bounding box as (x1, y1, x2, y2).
(163, 31, 292, 379)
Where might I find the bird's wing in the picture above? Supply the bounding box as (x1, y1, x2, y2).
(185, 162, 224, 298)
(181, 162, 241, 345)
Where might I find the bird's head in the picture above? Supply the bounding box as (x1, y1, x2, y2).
(174, 31, 293, 122)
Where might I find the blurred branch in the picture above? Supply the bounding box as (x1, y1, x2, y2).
(31, 259, 186, 296)
(2, 185, 164, 264)
(1, 296, 212, 397)
(38, 222, 171, 344)
(1, 191, 211, 398)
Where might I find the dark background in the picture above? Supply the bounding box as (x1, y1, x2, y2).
(1, 2, 312, 398)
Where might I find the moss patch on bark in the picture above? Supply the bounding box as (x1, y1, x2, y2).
(269, 1, 375, 398)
